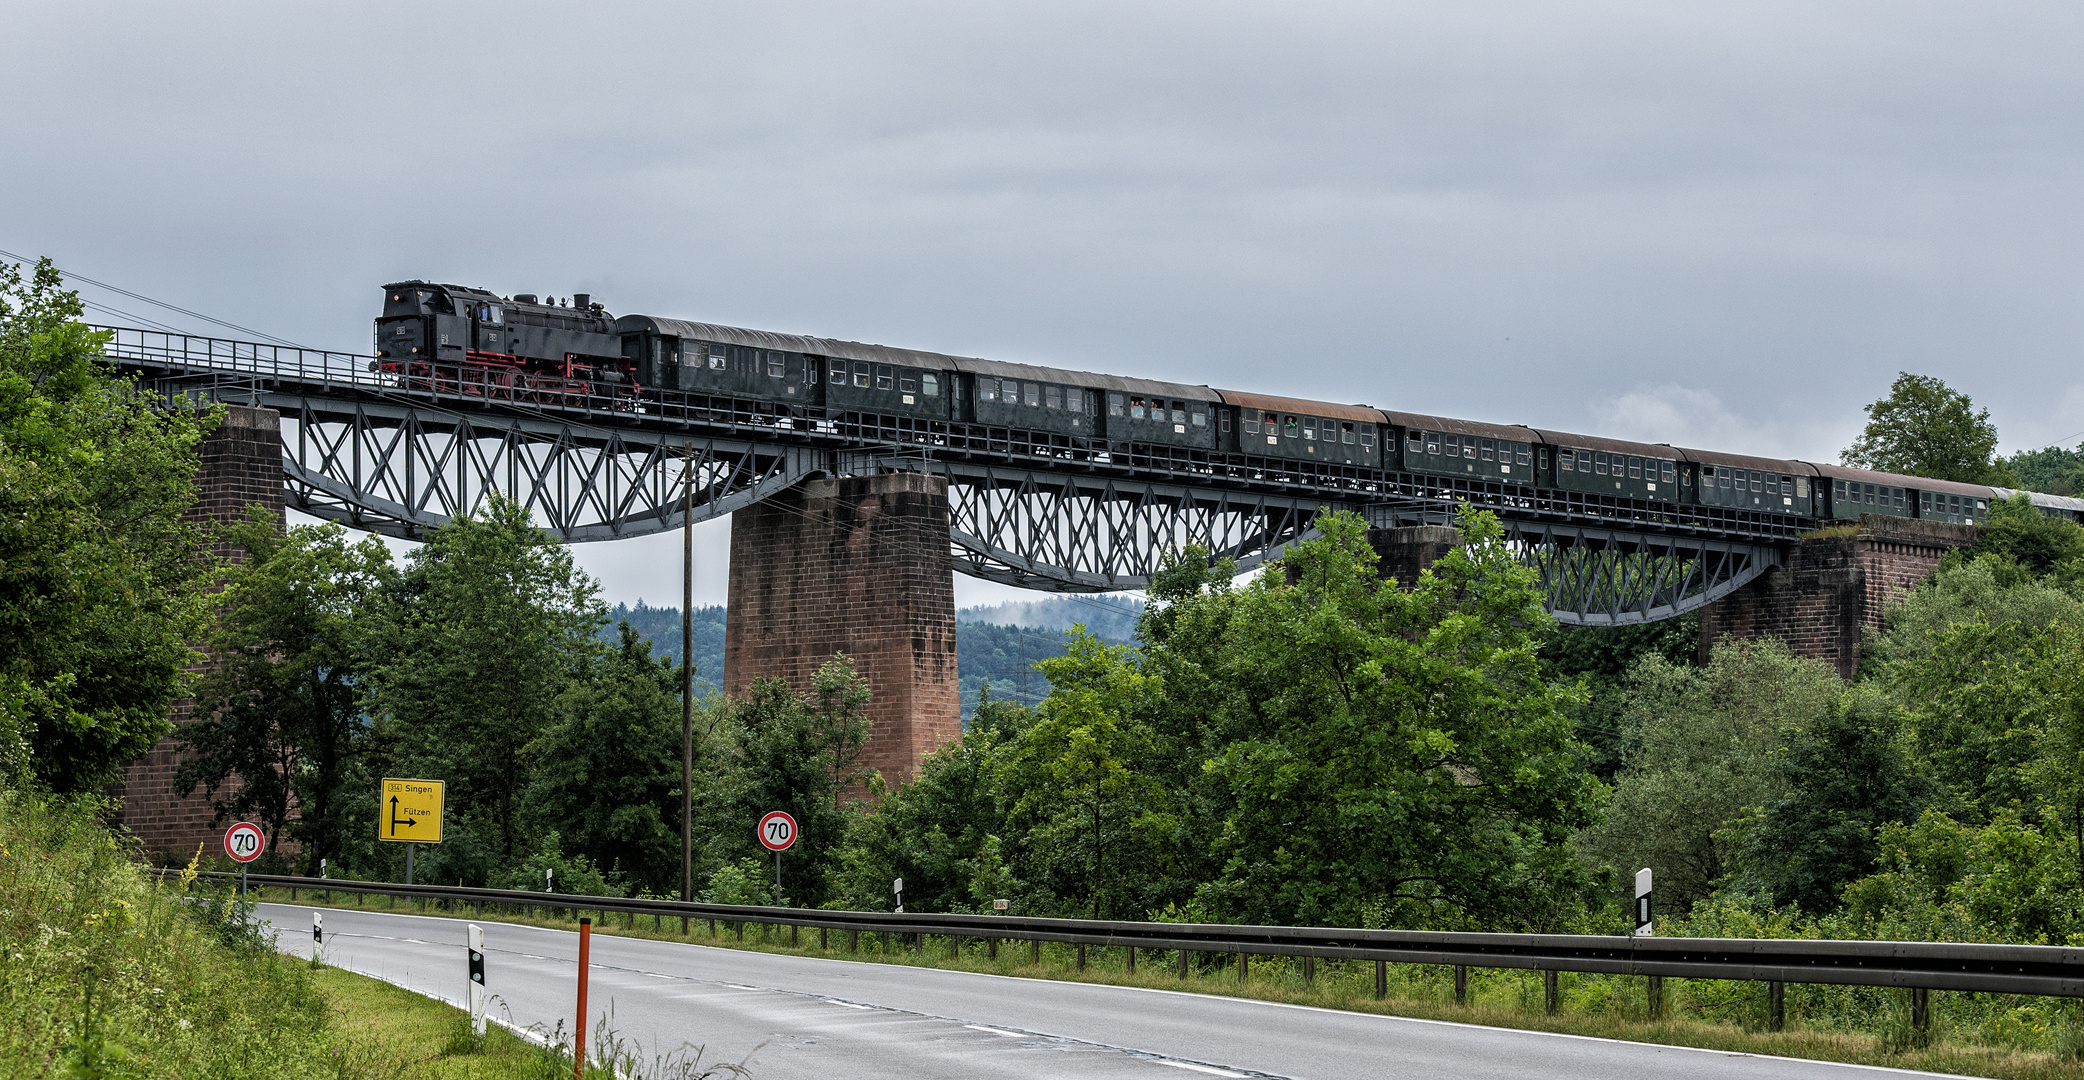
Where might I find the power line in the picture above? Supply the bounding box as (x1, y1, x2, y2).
(0, 247, 307, 349)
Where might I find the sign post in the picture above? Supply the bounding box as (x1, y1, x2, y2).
(312, 911, 323, 964)
(893, 876, 904, 914)
(757, 811, 798, 906)
(378, 778, 445, 885)
(467, 923, 487, 1037)
(223, 821, 264, 896)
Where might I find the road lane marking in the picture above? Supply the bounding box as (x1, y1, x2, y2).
(964, 1025, 1023, 1037)
(1156, 1062, 1250, 1078)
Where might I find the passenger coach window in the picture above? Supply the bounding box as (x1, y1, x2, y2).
(901, 374, 918, 394)
(1024, 383, 1040, 407)
(1244, 408, 1258, 433)
(1560, 450, 1574, 472)
(1662, 463, 1676, 484)
(923, 374, 939, 396)
(1517, 448, 1531, 466)
(1285, 416, 1300, 437)
(829, 359, 846, 384)
(1426, 434, 1440, 455)
(1192, 406, 1207, 427)
(1109, 393, 1125, 418)
(1130, 397, 1146, 419)
(1595, 452, 1608, 476)
(1629, 458, 1642, 479)
(1342, 423, 1355, 444)
(980, 378, 999, 402)
(1480, 440, 1493, 461)
(1172, 401, 1188, 423)
(876, 365, 894, 391)
(1303, 418, 1316, 440)
(1046, 385, 1063, 410)
(1407, 430, 1422, 453)
(768, 352, 786, 378)
(853, 362, 870, 388)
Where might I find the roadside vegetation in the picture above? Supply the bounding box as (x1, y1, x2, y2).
(0, 788, 739, 1078)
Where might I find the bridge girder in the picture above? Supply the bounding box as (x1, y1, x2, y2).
(111, 326, 1785, 623)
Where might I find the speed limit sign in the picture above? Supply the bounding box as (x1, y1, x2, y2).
(757, 811, 798, 852)
(224, 822, 265, 863)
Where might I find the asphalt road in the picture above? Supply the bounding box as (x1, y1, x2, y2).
(258, 903, 1965, 1080)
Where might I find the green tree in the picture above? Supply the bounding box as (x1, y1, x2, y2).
(1539, 614, 1700, 782)
(832, 692, 1028, 912)
(1887, 617, 2050, 822)
(1123, 507, 1604, 929)
(1577, 637, 1841, 915)
(520, 623, 691, 894)
(1726, 688, 1936, 913)
(700, 656, 872, 907)
(2003, 443, 2084, 498)
(175, 511, 394, 870)
(1971, 493, 2084, 579)
(1000, 633, 1169, 921)
(366, 494, 604, 862)
(0, 257, 220, 793)
(1840, 372, 2012, 485)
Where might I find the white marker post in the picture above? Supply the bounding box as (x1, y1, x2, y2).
(467, 923, 487, 1037)
(893, 876, 904, 914)
(312, 911, 323, 964)
(1636, 866, 1662, 1018)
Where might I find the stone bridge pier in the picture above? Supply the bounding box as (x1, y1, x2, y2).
(1697, 516, 1979, 678)
(110, 404, 286, 862)
(723, 472, 961, 787)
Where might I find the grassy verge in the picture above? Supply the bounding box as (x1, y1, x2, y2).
(0, 790, 733, 1079)
(269, 886, 2084, 1080)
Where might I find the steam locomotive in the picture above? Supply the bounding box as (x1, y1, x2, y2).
(374, 282, 637, 406)
(375, 280, 2072, 527)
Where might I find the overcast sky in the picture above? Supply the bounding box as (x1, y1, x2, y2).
(6, 2, 2079, 607)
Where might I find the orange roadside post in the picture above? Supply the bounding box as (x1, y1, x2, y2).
(574, 917, 591, 1078)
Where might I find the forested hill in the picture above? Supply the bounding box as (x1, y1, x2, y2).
(602, 595, 1142, 720)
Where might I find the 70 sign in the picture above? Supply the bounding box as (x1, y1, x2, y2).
(757, 811, 798, 852)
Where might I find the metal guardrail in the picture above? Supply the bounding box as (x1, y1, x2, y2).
(190, 872, 2084, 1000)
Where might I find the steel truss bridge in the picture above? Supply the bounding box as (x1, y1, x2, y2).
(105, 326, 1790, 625)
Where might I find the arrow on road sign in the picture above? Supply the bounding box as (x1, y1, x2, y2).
(389, 795, 416, 835)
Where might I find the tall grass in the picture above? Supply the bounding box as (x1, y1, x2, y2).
(0, 788, 346, 1078)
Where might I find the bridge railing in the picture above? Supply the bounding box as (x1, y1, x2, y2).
(188, 871, 2079, 1022)
(96, 325, 378, 388)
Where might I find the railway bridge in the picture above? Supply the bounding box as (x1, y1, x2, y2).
(102, 327, 1971, 853)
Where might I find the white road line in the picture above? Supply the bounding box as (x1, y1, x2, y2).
(962, 1024, 1023, 1037)
(1155, 1063, 1250, 1078)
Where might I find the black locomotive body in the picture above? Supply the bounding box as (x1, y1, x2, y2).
(374, 280, 2042, 529)
(374, 281, 638, 406)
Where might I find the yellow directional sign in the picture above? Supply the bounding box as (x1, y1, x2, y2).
(379, 777, 444, 843)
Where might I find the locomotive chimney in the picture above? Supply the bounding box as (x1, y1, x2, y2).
(573, 293, 591, 310)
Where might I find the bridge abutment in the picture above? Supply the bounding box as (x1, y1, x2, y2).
(723, 472, 960, 788)
(110, 404, 286, 861)
(1697, 516, 1978, 678)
